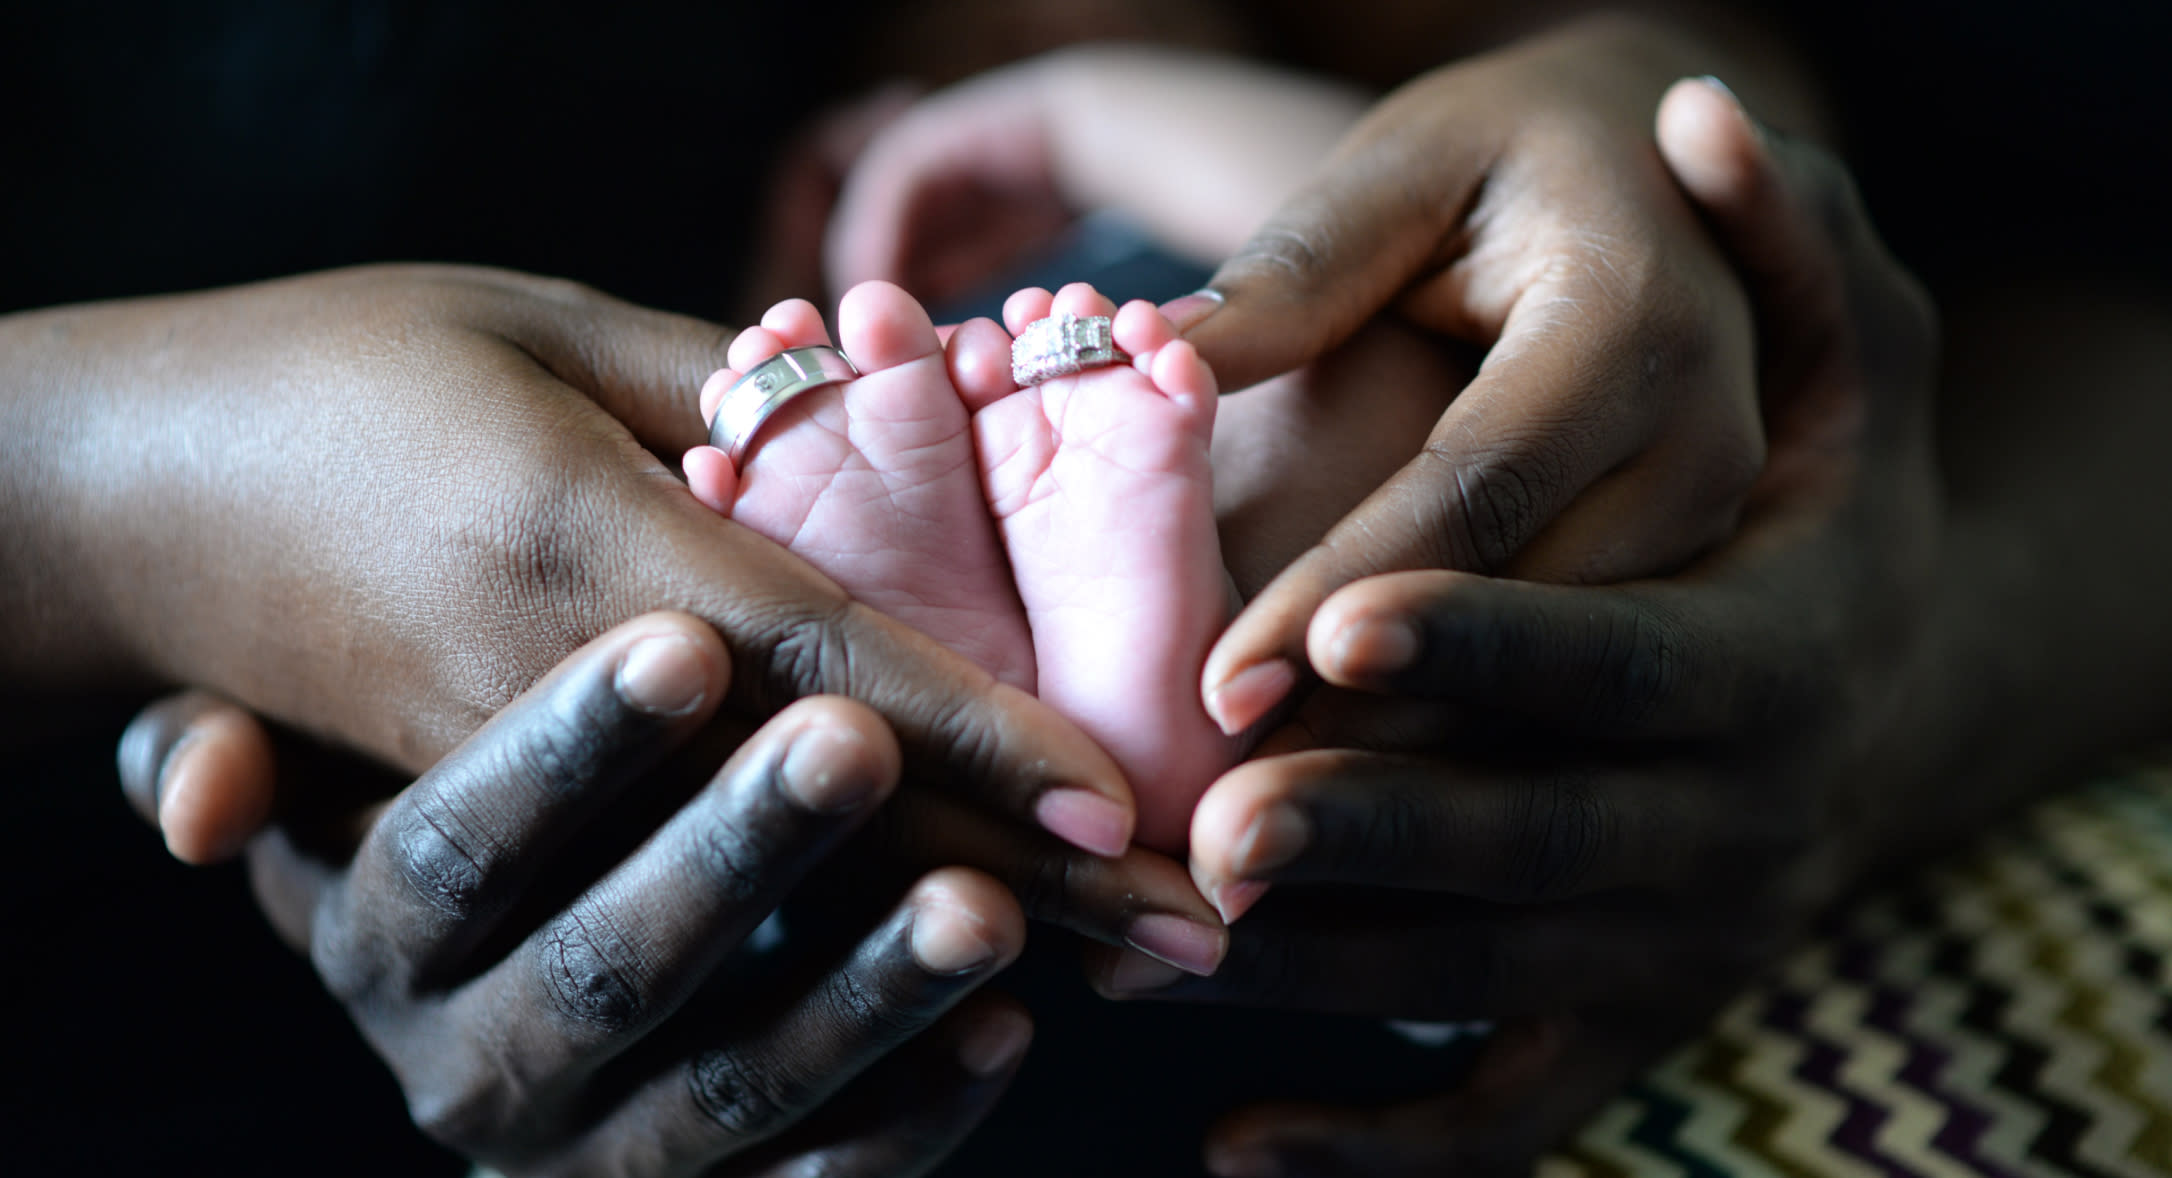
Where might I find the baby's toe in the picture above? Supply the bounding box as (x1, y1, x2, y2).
(759, 298, 833, 348)
(947, 318, 1020, 412)
(1113, 299, 1181, 360)
(838, 280, 942, 373)
(1003, 287, 1055, 336)
(727, 324, 791, 372)
(1050, 281, 1119, 321)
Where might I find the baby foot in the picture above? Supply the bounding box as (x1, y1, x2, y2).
(685, 281, 1034, 690)
(952, 283, 1235, 852)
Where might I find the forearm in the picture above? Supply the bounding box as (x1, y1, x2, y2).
(1877, 288, 2172, 862)
(1036, 46, 1370, 262)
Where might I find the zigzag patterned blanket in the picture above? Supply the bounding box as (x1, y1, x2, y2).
(1545, 767, 2172, 1177)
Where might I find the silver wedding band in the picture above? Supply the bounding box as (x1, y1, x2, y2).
(709, 345, 860, 466)
(1011, 313, 1128, 387)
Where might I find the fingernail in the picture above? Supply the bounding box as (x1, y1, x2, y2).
(780, 727, 881, 812)
(1205, 658, 1296, 737)
(910, 902, 999, 975)
(1206, 1143, 1281, 1178)
(1123, 913, 1226, 976)
(1034, 788, 1132, 857)
(1211, 879, 1271, 925)
(1235, 804, 1309, 877)
(151, 728, 205, 815)
(1328, 616, 1422, 681)
(615, 633, 708, 716)
(1160, 288, 1224, 333)
(1105, 948, 1186, 996)
(956, 1008, 1032, 1078)
(1696, 74, 1765, 142)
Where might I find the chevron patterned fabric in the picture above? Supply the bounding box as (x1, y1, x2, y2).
(1542, 766, 2172, 1177)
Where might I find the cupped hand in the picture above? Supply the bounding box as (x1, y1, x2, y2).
(127, 611, 1041, 1176)
(27, 263, 1156, 862)
(1107, 80, 1944, 1174)
(1190, 17, 1813, 736)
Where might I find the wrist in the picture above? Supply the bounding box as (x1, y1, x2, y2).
(0, 301, 154, 690)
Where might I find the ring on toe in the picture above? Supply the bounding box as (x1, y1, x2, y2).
(1011, 313, 1129, 387)
(710, 345, 860, 466)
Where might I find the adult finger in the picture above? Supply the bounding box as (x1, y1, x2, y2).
(1203, 1014, 1686, 1178)
(1185, 750, 1758, 916)
(437, 696, 903, 1091)
(1299, 568, 1802, 741)
(1087, 894, 1742, 1021)
(865, 788, 1228, 976)
(618, 495, 1139, 858)
(717, 994, 1031, 1178)
(117, 689, 275, 864)
(1197, 227, 1757, 736)
(300, 612, 730, 998)
(1181, 90, 1494, 394)
(1656, 76, 1939, 452)
(557, 867, 1025, 1175)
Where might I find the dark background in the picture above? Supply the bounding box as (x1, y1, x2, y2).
(4, 1, 2166, 1173)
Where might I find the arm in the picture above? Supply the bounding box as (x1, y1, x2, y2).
(823, 45, 1370, 303)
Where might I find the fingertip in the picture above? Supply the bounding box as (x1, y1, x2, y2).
(1657, 77, 1766, 211)
(1308, 588, 1426, 688)
(1202, 657, 1296, 738)
(953, 998, 1034, 1079)
(770, 695, 904, 813)
(1033, 788, 1134, 858)
(909, 866, 1028, 974)
(614, 621, 728, 719)
(158, 710, 276, 865)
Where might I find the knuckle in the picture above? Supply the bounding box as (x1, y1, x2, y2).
(689, 1048, 805, 1142)
(308, 909, 388, 1007)
(1505, 773, 1612, 900)
(384, 799, 497, 921)
(1580, 605, 1679, 732)
(1419, 442, 1559, 572)
(532, 899, 653, 1035)
(759, 599, 862, 704)
(687, 814, 775, 912)
(403, 1065, 509, 1155)
(1013, 848, 1083, 926)
(821, 956, 933, 1045)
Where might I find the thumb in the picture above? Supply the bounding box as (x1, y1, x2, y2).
(117, 691, 276, 865)
(1183, 128, 1485, 393)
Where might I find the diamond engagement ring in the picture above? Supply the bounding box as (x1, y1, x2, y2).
(708, 345, 860, 466)
(1010, 313, 1129, 387)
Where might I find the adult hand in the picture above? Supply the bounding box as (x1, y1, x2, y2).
(1099, 80, 1944, 1174)
(8, 263, 1157, 864)
(123, 611, 1043, 1177)
(1188, 16, 1824, 736)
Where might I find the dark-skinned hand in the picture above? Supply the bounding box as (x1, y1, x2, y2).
(1099, 78, 1944, 1175)
(116, 611, 1211, 1177)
